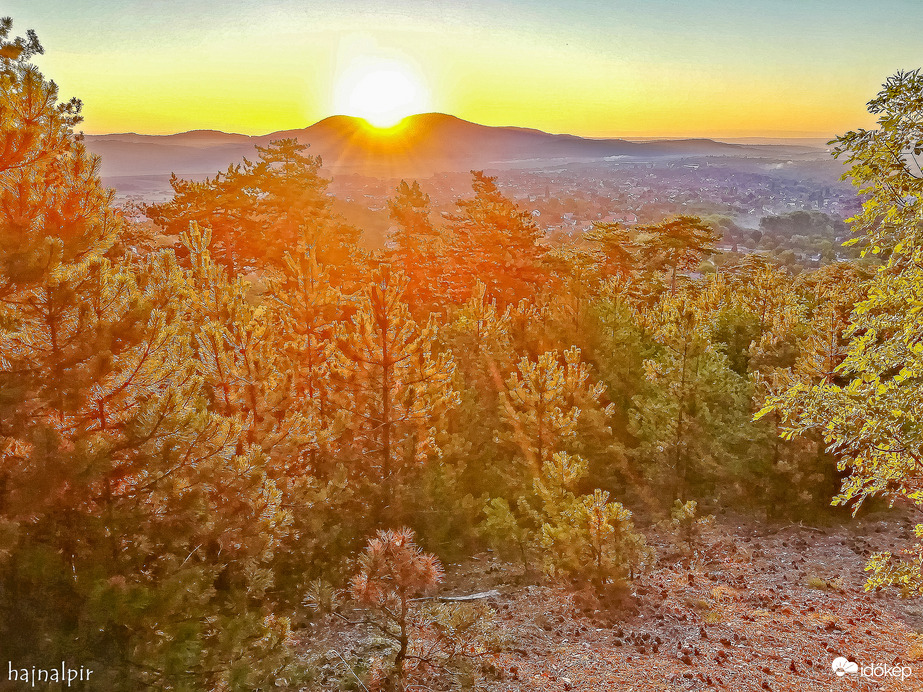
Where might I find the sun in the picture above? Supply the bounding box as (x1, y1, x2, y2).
(333, 60, 430, 128)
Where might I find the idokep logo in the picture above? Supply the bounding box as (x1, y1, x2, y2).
(831, 656, 913, 681)
(831, 657, 858, 676)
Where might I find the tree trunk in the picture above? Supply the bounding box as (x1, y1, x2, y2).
(395, 594, 409, 684)
(674, 339, 689, 499)
(380, 307, 392, 526)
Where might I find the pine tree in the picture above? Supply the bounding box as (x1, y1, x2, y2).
(182, 224, 315, 463)
(444, 171, 548, 305)
(744, 262, 872, 513)
(632, 280, 750, 500)
(582, 283, 651, 496)
(505, 296, 557, 359)
(511, 451, 591, 575)
(261, 238, 361, 588)
(484, 345, 636, 580)
(0, 19, 80, 177)
(637, 214, 720, 294)
(331, 268, 458, 524)
(543, 246, 602, 338)
(584, 221, 639, 281)
(720, 257, 803, 373)
(447, 279, 513, 364)
(483, 450, 648, 586)
(715, 259, 816, 512)
(350, 528, 444, 679)
(147, 162, 257, 275)
(0, 23, 295, 687)
(436, 282, 514, 534)
(499, 345, 612, 477)
(147, 138, 360, 277)
(266, 242, 344, 476)
(387, 180, 444, 316)
(541, 486, 648, 587)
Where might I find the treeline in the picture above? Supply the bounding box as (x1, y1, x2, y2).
(1, 19, 916, 691)
(705, 209, 858, 269)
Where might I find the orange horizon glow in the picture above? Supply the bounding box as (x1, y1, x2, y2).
(7, 1, 908, 140)
(77, 109, 862, 142)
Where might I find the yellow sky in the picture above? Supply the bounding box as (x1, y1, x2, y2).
(7, 0, 912, 138)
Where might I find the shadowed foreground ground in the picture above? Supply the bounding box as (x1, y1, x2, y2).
(299, 513, 923, 691)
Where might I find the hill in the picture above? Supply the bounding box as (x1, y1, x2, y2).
(85, 113, 822, 181)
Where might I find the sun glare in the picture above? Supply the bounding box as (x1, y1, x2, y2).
(333, 60, 430, 128)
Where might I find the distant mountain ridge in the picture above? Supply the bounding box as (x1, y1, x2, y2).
(85, 112, 823, 180)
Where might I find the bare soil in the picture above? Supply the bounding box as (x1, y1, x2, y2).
(296, 511, 923, 691)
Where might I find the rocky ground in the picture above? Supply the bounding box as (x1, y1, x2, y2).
(296, 510, 923, 691)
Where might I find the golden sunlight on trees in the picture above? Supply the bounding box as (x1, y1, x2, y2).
(148, 139, 360, 276)
(332, 268, 459, 524)
(499, 346, 611, 476)
(182, 224, 316, 462)
(0, 20, 80, 176)
(763, 69, 923, 593)
(267, 244, 343, 476)
(5, 14, 923, 688)
(387, 180, 443, 316)
(444, 171, 549, 305)
(0, 21, 294, 687)
(632, 280, 750, 500)
(585, 221, 639, 281)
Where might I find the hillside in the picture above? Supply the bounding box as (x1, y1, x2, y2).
(85, 113, 822, 180)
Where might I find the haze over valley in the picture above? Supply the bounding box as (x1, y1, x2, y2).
(91, 112, 854, 263)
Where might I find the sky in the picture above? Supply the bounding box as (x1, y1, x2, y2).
(5, 0, 921, 138)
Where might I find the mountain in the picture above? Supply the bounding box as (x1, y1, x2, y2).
(85, 113, 823, 183)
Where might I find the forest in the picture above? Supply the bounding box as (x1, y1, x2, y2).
(2, 18, 923, 691)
